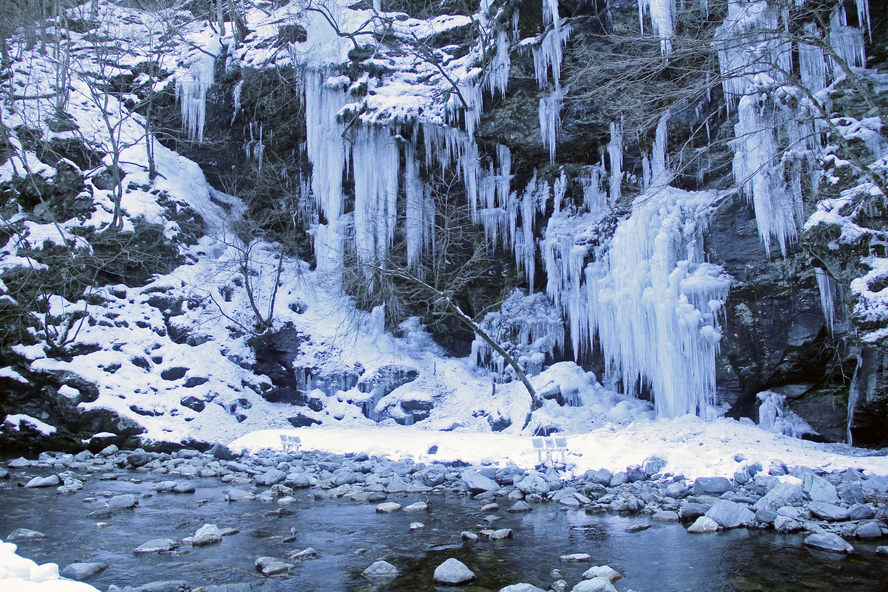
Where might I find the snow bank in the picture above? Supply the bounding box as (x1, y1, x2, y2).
(0, 541, 99, 591)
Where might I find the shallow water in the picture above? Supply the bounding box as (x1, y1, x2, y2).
(1, 468, 887, 592)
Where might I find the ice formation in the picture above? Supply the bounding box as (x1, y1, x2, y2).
(716, 0, 870, 257)
(539, 90, 564, 164)
(175, 36, 222, 143)
(472, 290, 565, 379)
(814, 268, 837, 334)
(608, 120, 623, 205)
(757, 390, 814, 439)
(353, 128, 400, 275)
(637, 0, 676, 55)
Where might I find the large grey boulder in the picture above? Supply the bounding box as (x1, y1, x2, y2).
(500, 585, 547, 592)
(462, 470, 499, 492)
(108, 494, 138, 510)
(687, 516, 719, 533)
(803, 474, 838, 504)
(255, 469, 286, 486)
(804, 533, 854, 553)
(433, 558, 476, 585)
(192, 524, 223, 546)
(705, 500, 755, 529)
(694, 477, 733, 496)
(255, 557, 293, 576)
(134, 539, 178, 554)
(516, 473, 550, 495)
(584, 469, 612, 485)
(752, 483, 804, 512)
(7, 528, 47, 541)
(25, 474, 60, 488)
(807, 501, 850, 522)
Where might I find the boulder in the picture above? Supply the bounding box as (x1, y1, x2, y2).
(255, 469, 286, 486)
(560, 553, 592, 562)
(127, 451, 151, 467)
(508, 501, 533, 513)
(687, 516, 719, 533)
(752, 483, 804, 512)
(108, 494, 138, 510)
(375, 502, 402, 513)
(571, 577, 618, 592)
(804, 533, 854, 553)
(362, 560, 399, 579)
(693, 477, 733, 496)
(855, 521, 883, 539)
(516, 473, 550, 495)
(582, 566, 622, 582)
(255, 557, 293, 576)
(25, 475, 60, 488)
(584, 469, 612, 485)
(7, 528, 47, 541)
(803, 474, 838, 504)
(500, 585, 547, 592)
(705, 500, 755, 529)
(679, 503, 711, 522)
(134, 539, 178, 553)
(462, 470, 500, 492)
(433, 558, 476, 585)
(60, 562, 108, 581)
(651, 511, 679, 522)
(807, 501, 850, 522)
(192, 524, 223, 546)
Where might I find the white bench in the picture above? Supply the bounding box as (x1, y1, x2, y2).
(280, 434, 301, 453)
(532, 436, 568, 465)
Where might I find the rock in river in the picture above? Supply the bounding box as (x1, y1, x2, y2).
(61, 562, 108, 580)
(804, 533, 854, 553)
(362, 560, 399, 579)
(134, 538, 178, 554)
(434, 558, 476, 585)
(7, 528, 47, 541)
(376, 502, 402, 513)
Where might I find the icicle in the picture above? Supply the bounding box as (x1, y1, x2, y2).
(580, 165, 606, 214)
(531, 25, 572, 90)
(847, 354, 862, 445)
(176, 46, 218, 143)
(799, 23, 827, 93)
(539, 89, 563, 164)
(608, 119, 623, 205)
(638, 0, 676, 55)
(405, 143, 425, 270)
(231, 80, 244, 125)
(485, 30, 511, 98)
(650, 112, 671, 188)
(642, 154, 652, 190)
(814, 268, 837, 334)
(353, 127, 400, 275)
(553, 168, 567, 214)
(828, 7, 866, 78)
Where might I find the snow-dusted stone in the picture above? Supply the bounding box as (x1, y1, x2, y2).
(508, 501, 533, 513)
(773, 515, 802, 533)
(363, 560, 399, 579)
(877, 546, 888, 555)
(500, 585, 547, 592)
(7, 528, 47, 541)
(25, 474, 60, 488)
(333, 469, 357, 486)
(585, 469, 612, 485)
(807, 501, 850, 522)
(705, 500, 755, 529)
(172, 481, 196, 494)
(154, 481, 177, 492)
(192, 524, 223, 546)
(560, 553, 592, 562)
(410, 522, 425, 530)
(99, 445, 119, 456)
(286, 474, 311, 488)
(517, 473, 550, 495)
(108, 494, 138, 510)
(7, 457, 31, 469)
(255, 556, 293, 575)
(687, 516, 719, 533)
(855, 521, 883, 539)
(60, 562, 108, 580)
(462, 470, 500, 492)
(609, 472, 628, 487)
(665, 481, 688, 498)
(376, 502, 402, 513)
(753, 483, 804, 512)
(570, 577, 618, 592)
(289, 547, 318, 561)
(433, 558, 476, 585)
(225, 490, 255, 502)
(803, 474, 838, 504)
(694, 477, 733, 496)
(582, 565, 622, 582)
(481, 503, 500, 512)
(489, 529, 513, 540)
(255, 469, 286, 486)
(134, 538, 178, 553)
(404, 501, 428, 512)
(804, 533, 854, 553)
(461, 531, 479, 542)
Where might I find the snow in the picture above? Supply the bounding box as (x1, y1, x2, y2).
(231, 412, 888, 481)
(1, 541, 99, 592)
(3, 415, 57, 436)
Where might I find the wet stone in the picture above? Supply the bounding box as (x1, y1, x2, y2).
(433, 558, 476, 585)
(362, 560, 399, 579)
(7, 528, 47, 541)
(60, 562, 108, 580)
(134, 538, 178, 554)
